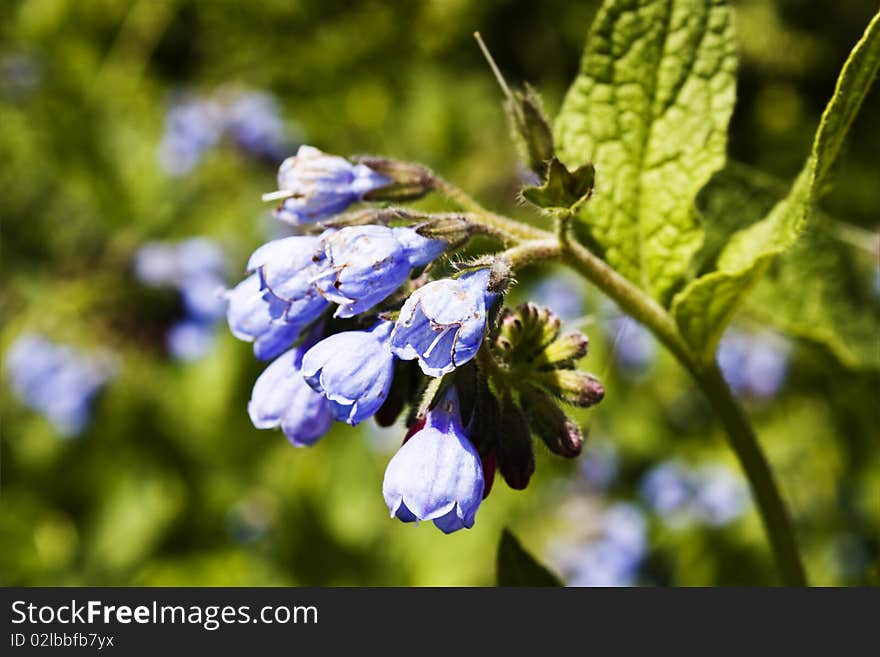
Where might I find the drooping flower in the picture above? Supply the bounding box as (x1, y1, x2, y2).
(265, 145, 390, 225)
(166, 319, 217, 362)
(312, 225, 445, 318)
(301, 321, 395, 425)
(382, 386, 484, 534)
(224, 91, 292, 163)
(246, 234, 329, 324)
(225, 273, 306, 361)
(390, 268, 497, 377)
(4, 334, 115, 437)
(157, 96, 225, 176)
(248, 337, 333, 447)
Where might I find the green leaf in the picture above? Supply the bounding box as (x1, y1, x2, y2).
(555, 0, 737, 303)
(697, 162, 880, 371)
(521, 157, 595, 211)
(672, 11, 880, 363)
(496, 528, 563, 586)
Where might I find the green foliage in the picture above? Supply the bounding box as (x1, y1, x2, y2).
(521, 157, 595, 211)
(555, 0, 737, 304)
(496, 529, 563, 586)
(671, 10, 880, 363)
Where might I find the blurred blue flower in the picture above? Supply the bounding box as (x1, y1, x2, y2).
(224, 91, 292, 162)
(248, 335, 333, 447)
(391, 268, 496, 377)
(157, 96, 225, 177)
(301, 321, 395, 425)
(717, 328, 791, 399)
(578, 439, 619, 491)
(640, 460, 750, 528)
(134, 238, 227, 360)
(312, 225, 445, 318)
(528, 271, 587, 321)
(382, 386, 484, 534)
(166, 320, 217, 362)
(5, 334, 114, 437)
(550, 501, 647, 587)
(265, 145, 390, 225)
(225, 273, 305, 361)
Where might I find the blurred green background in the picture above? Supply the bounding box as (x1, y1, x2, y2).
(1, 0, 878, 586)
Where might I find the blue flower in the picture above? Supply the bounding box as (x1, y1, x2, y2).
(382, 386, 484, 534)
(4, 334, 114, 437)
(640, 461, 693, 517)
(248, 338, 333, 447)
(692, 465, 750, 527)
(225, 273, 306, 361)
(224, 91, 292, 163)
(717, 328, 790, 399)
(311, 225, 445, 318)
(390, 268, 496, 377)
(166, 320, 217, 362)
(301, 321, 395, 425)
(157, 96, 224, 176)
(264, 145, 390, 225)
(246, 234, 329, 324)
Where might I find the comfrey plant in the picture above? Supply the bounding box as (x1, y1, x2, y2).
(226, 145, 606, 534)
(224, 1, 879, 583)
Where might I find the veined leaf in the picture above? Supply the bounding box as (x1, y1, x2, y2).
(555, 0, 737, 304)
(672, 11, 880, 363)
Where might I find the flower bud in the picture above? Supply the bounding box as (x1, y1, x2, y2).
(536, 369, 605, 408)
(354, 156, 433, 202)
(498, 303, 561, 363)
(521, 387, 584, 458)
(414, 215, 480, 249)
(539, 331, 589, 368)
(497, 392, 535, 490)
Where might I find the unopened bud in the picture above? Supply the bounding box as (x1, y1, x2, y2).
(355, 157, 433, 202)
(497, 392, 535, 490)
(499, 303, 561, 363)
(539, 331, 589, 368)
(414, 215, 478, 248)
(521, 387, 584, 458)
(536, 369, 605, 408)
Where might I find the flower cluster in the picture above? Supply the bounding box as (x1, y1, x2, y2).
(717, 328, 791, 400)
(226, 146, 605, 534)
(158, 89, 295, 176)
(4, 334, 115, 437)
(133, 238, 227, 361)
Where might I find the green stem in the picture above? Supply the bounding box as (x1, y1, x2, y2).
(695, 363, 808, 586)
(484, 222, 808, 585)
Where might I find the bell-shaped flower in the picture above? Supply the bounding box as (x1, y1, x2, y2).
(225, 273, 305, 361)
(312, 225, 445, 318)
(264, 145, 391, 224)
(300, 321, 395, 425)
(390, 268, 497, 377)
(248, 338, 333, 447)
(382, 386, 484, 533)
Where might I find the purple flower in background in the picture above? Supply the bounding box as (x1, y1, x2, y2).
(548, 501, 647, 587)
(382, 386, 484, 534)
(717, 328, 791, 400)
(166, 320, 217, 362)
(264, 145, 390, 225)
(248, 336, 333, 447)
(600, 299, 656, 377)
(224, 91, 292, 163)
(4, 334, 115, 437)
(301, 321, 395, 425)
(528, 271, 587, 322)
(578, 440, 619, 492)
(391, 268, 497, 377)
(157, 96, 225, 176)
(312, 225, 445, 318)
(134, 238, 227, 360)
(640, 460, 749, 528)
